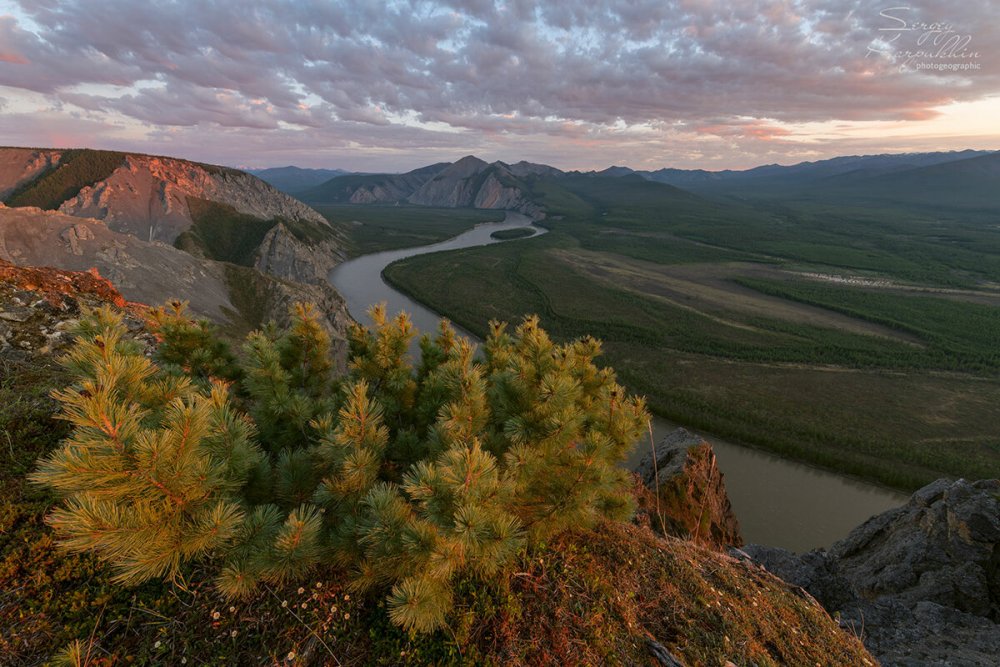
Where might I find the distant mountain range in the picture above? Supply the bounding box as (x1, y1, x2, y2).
(298, 155, 561, 218)
(594, 150, 990, 188)
(599, 150, 999, 210)
(292, 149, 998, 217)
(248, 166, 352, 194)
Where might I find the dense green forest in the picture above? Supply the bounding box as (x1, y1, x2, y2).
(3, 149, 127, 209)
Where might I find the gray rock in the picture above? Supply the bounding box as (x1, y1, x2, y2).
(831, 478, 1000, 618)
(254, 223, 345, 285)
(646, 639, 686, 666)
(635, 427, 703, 485)
(741, 545, 855, 611)
(634, 428, 742, 549)
(748, 478, 1000, 666)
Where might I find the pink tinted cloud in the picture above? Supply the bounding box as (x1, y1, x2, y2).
(0, 0, 997, 169)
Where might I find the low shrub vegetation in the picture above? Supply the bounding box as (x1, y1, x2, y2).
(32, 301, 648, 633)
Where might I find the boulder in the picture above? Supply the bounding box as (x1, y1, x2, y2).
(634, 428, 742, 550)
(746, 478, 1000, 666)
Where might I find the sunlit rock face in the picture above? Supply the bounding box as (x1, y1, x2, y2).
(57, 154, 327, 243)
(634, 427, 743, 551)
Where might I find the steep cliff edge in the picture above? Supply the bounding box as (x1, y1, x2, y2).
(634, 428, 743, 551)
(253, 221, 346, 285)
(746, 478, 1000, 666)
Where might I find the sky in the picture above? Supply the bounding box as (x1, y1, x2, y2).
(1, 0, 998, 172)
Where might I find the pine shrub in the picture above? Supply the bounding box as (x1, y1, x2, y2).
(33, 301, 649, 632)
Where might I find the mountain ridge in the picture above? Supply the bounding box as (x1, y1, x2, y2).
(0, 146, 350, 347)
(299, 155, 556, 219)
(248, 165, 352, 194)
(295, 149, 999, 220)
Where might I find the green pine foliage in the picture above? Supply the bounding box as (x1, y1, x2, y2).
(30, 307, 263, 586)
(147, 299, 241, 382)
(33, 300, 649, 632)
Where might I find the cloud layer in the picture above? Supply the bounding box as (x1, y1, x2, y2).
(1, 0, 998, 169)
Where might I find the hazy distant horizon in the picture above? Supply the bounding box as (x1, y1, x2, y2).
(237, 147, 996, 175)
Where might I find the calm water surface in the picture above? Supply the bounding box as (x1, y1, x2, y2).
(328, 212, 907, 551)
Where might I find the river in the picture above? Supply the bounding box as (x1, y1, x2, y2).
(328, 212, 907, 551)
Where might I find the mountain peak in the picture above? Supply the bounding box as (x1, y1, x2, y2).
(454, 155, 488, 167)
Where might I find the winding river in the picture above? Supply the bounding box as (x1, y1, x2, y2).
(329, 212, 907, 551)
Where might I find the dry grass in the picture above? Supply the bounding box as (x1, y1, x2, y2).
(481, 522, 875, 666)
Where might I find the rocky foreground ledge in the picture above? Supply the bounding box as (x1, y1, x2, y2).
(637, 427, 1000, 665)
(745, 478, 1000, 666)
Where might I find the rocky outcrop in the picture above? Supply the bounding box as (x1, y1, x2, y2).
(0, 206, 350, 364)
(408, 155, 490, 207)
(745, 478, 1000, 666)
(0, 259, 152, 358)
(253, 222, 346, 285)
(57, 153, 327, 243)
(634, 428, 743, 550)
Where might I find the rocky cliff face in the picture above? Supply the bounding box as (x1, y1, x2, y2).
(0, 147, 343, 278)
(57, 153, 327, 243)
(0, 204, 350, 363)
(634, 428, 743, 550)
(406, 156, 545, 218)
(745, 478, 1000, 666)
(253, 223, 346, 285)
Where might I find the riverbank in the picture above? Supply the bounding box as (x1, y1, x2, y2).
(380, 224, 1000, 493)
(327, 214, 910, 550)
